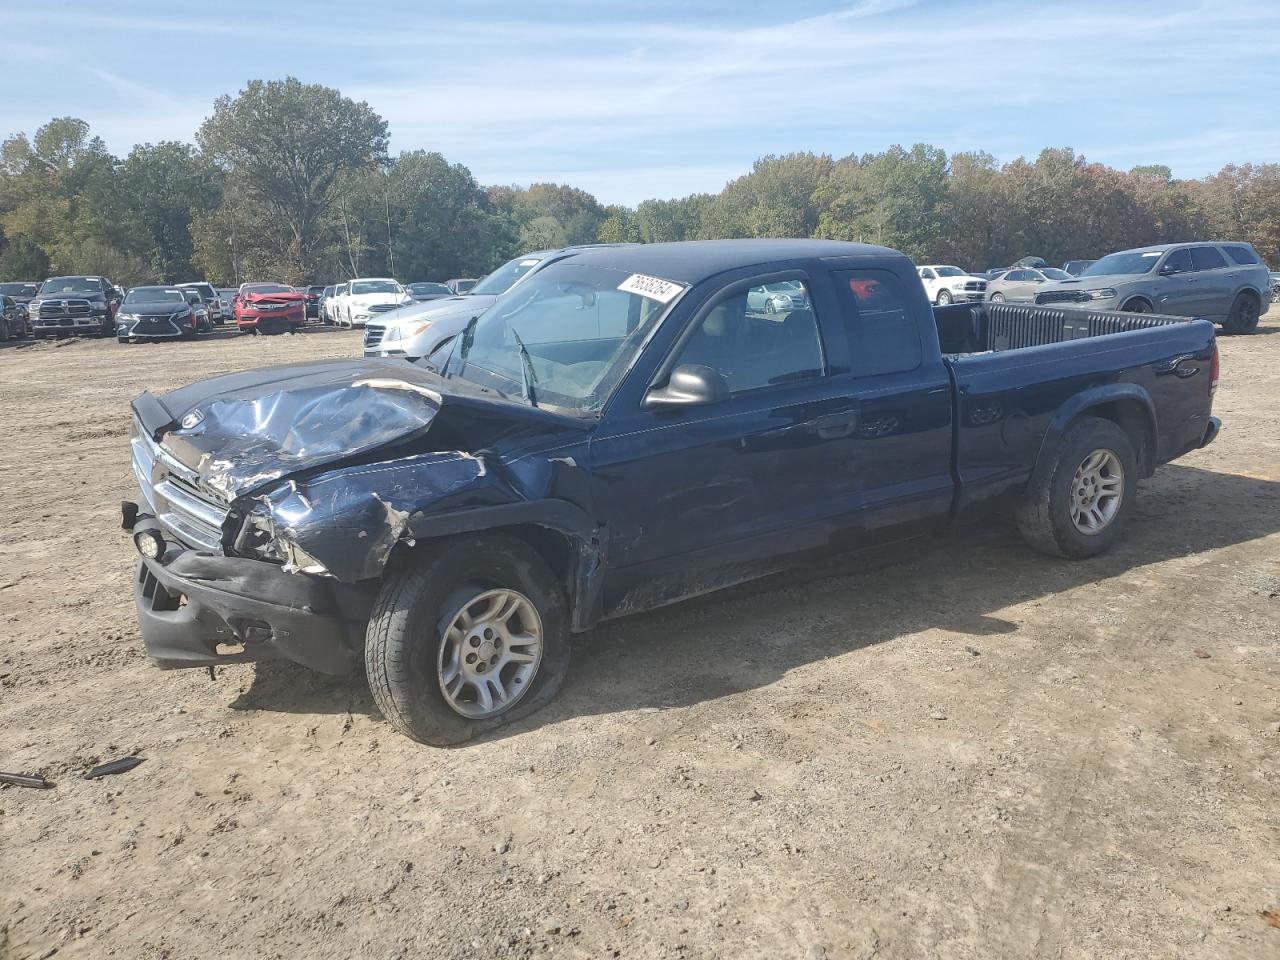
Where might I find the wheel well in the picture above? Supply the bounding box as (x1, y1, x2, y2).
(1080, 401, 1155, 476)
(385, 522, 577, 598)
(1120, 295, 1153, 311)
(1234, 288, 1260, 306)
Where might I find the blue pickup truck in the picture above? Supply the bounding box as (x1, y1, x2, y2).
(125, 239, 1220, 744)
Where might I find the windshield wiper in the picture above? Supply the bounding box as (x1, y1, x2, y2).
(510, 327, 538, 408)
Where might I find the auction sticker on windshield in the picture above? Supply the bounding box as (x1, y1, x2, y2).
(618, 273, 685, 304)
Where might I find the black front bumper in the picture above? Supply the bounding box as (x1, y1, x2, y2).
(134, 548, 358, 675)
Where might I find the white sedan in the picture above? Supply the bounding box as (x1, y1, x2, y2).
(336, 278, 411, 328)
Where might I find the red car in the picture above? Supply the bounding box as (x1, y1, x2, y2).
(234, 282, 306, 334)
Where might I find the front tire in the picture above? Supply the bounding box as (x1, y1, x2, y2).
(937, 289, 953, 305)
(365, 534, 571, 745)
(990, 292, 1005, 303)
(1016, 416, 1137, 559)
(1222, 292, 1260, 334)
(1121, 298, 1151, 314)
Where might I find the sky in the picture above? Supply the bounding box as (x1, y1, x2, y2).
(2, 0, 1278, 206)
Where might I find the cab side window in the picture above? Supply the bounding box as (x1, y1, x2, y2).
(670, 279, 824, 394)
(830, 270, 922, 377)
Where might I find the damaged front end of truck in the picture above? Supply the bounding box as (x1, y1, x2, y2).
(125, 359, 599, 674)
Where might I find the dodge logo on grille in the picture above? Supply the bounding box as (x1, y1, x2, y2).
(180, 410, 205, 430)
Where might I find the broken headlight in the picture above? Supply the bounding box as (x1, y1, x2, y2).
(235, 506, 286, 562)
(234, 506, 329, 575)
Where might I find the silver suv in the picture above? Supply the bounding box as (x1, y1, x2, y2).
(1035, 241, 1270, 334)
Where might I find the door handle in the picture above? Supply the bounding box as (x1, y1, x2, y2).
(814, 411, 858, 439)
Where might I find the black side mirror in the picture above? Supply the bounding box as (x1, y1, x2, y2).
(643, 363, 731, 411)
(1160, 263, 1179, 276)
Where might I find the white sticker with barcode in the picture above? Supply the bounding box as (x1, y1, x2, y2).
(617, 273, 685, 304)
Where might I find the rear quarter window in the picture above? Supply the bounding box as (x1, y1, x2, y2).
(1222, 244, 1259, 265)
(830, 270, 923, 377)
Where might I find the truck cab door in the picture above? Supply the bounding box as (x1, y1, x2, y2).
(821, 266, 955, 537)
(590, 272, 864, 615)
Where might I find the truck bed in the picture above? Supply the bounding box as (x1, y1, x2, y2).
(932, 301, 1218, 521)
(933, 300, 1194, 356)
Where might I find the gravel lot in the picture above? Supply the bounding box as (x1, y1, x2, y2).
(1, 315, 1278, 960)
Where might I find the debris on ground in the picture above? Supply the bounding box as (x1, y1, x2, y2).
(0, 771, 53, 789)
(84, 756, 145, 780)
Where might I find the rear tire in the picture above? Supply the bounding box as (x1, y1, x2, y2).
(1016, 416, 1137, 559)
(1221, 291, 1260, 334)
(365, 534, 571, 746)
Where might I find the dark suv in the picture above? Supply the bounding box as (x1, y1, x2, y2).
(29, 276, 121, 338)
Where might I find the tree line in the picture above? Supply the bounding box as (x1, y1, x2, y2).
(2, 77, 1278, 287)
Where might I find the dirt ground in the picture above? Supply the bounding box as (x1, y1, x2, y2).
(1, 312, 1277, 960)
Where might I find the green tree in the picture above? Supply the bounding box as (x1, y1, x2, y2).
(198, 78, 389, 279)
(0, 236, 50, 280)
(117, 142, 220, 281)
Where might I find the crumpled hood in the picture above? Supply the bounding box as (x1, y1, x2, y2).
(136, 359, 444, 500)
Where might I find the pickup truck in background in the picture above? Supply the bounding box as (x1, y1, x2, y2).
(124, 239, 1219, 745)
(917, 265, 988, 304)
(29, 275, 121, 338)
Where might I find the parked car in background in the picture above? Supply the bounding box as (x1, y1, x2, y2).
(973, 269, 1007, 281)
(176, 282, 225, 324)
(985, 267, 1073, 302)
(1036, 241, 1270, 333)
(318, 285, 336, 323)
(180, 288, 215, 332)
(365, 247, 596, 361)
(234, 282, 306, 334)
(1268, 271, 1280, 299)
(334, 278, 411, 328)
(1063, 260, 1096, 277)
(117, 286, 207, 342)
(326, 282, 349, 326)
(916, 265, 988, 304)
(124, 238, 1221, 745)
(28, 276, 121, 338)
(0, 281, 40, 325)
(1, 295, 30, 340)
(745, 280, 810, 314)
(406, 281, 454, 302)
(1013, 256, 1048, 270)
(446, 278, 479, 294)
(303, 285, 325, 320)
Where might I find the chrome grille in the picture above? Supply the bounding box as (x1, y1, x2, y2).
(36, 299, 93, 319)
(131, 421, 229, 552)
(364, 325, 386, 348)
(369, 303, 399, 314)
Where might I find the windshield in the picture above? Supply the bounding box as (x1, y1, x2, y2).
(410, 282, 451, 295)
(0, 283, 38, 296)
(351, 280, 402, 295)
(437, 262, 683, 414)
(934, 267, 966, 278)
(124, 287, 186, 305)
(1041, 268, 1072, 281)
(243, 283, 292, 294)
(471, 258, 543, 296)
(40, 277, 101, 296)
(1081, 251, 1162, 277)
